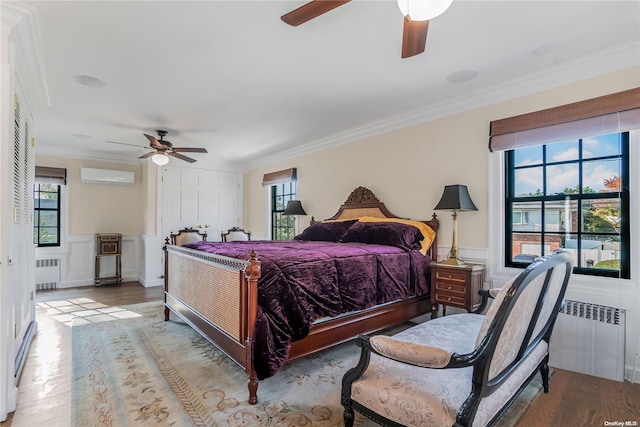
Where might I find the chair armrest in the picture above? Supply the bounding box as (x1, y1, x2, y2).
(488, 288, 502, 298)
(471, 287, 503, 314)
(367, 335, 453, 368)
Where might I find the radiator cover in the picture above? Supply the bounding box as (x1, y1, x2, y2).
(35, 258, 60, 291)
(549, 300, 625, 381)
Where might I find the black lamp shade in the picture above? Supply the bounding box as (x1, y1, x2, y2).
(283, 200, 307, 216)
(434, 185, 478, 211)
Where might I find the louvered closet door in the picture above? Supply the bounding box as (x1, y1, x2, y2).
(161, 166, 241, 243)
(10, 93, 36, 364)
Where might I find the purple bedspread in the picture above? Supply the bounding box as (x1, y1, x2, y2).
(182, 240, 432, 379)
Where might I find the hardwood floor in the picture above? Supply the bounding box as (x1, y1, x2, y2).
(1, 282, 163, 427)
(2, 282, 638, 426)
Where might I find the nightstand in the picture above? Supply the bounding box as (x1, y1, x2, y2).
(430, 262, 484, 318)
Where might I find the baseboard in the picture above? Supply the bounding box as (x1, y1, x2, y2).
(14, 321, 37, 380)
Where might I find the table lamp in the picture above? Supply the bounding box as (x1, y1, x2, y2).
(283, 200, 307, 235)
(434, 185, 477, 265)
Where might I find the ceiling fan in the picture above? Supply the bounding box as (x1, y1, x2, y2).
(280, 0, 452, 58)
(107, 130, 208, 165)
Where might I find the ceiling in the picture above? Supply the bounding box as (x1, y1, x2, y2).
(22, 1, 640, 170)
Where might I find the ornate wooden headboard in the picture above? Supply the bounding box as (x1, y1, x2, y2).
(311, 186, 439, 260)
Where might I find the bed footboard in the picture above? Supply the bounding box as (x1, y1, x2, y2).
(163, 244, 261, 404)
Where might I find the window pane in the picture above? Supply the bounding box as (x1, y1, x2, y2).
(512, 233, 542, 261)
(40, 183, 58, 192)
(563, 233, 620, 271)
(514, 146, 543, 166)
(582, 198, 621, 233)
(582, 159, 621, 193)
(38, 211, 58, 226)
(274, 195, 284, 210)
(512, 201, 541, 231)
(582, 133, 621, 159)
(514, 167, 543, 197)
(547, 140, 579, 162)
(547, 163, 578, 195)
(38, 227, 58, 244)
(38, 198, 59, 209)
(544, 199, 577, 232)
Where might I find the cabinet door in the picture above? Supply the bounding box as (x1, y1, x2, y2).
(161, 166, 241, 243)
(7, 93, 36, 383)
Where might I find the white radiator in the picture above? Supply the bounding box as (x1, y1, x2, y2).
(550, 300, 625, 381)
(35, 258, 60, 291)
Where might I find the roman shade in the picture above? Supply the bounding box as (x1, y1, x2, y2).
(489, 88, 640, 152)
(262, 167, 297, 186)
(35, 166, 67, 185)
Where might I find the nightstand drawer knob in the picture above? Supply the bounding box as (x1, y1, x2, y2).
(447, 286, 451, 290)
(447, 297, 451, 301)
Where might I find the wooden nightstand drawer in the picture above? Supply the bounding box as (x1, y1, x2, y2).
(435, 270, 467, 283)
(435, 293, 466, 307)
(435, 281, 466, 294)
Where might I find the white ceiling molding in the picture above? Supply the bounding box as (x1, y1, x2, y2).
(248, 40, 640, 170)
(2, 1, 50, 111)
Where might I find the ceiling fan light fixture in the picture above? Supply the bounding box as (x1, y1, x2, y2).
(151, 153, 169, 166)
(397, 0, 453, 21)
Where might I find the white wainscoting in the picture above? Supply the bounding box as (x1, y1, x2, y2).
(139, 234, 165, 288)
(36, 235, 163, 289)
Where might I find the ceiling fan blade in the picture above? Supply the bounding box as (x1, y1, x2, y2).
(401, 17, 429, 58)
(168, 152, 197, 163)
(281, 0, 351, 26)
(144, 133, 165, 150)
(172, 147, 208, 153)
(106, 140, 149, 149)
(139, 151, 156, 159)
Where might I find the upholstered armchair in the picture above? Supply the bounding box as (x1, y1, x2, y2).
(341, 250, 572, 427)
(166, 227, 207, 246)
(221, 227, 251, 242)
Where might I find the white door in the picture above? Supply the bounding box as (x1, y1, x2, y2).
(11, 94, 36, 363)
(161, 166, 241, 244)
(2, 91, 37, 418)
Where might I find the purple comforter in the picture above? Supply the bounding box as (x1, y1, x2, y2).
(183, 240, 432, 379)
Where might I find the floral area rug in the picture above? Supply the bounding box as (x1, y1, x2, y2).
(72, 301, 381, 426)
(72, 302, 539, 426)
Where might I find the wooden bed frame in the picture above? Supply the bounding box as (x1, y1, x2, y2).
(163, 186, 439, 404)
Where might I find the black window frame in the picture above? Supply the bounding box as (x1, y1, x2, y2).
(505, 132, 630, 279)
(34, 182, 61, 247)
(270, 181, 297, 240)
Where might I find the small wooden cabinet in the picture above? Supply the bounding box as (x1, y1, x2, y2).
(94, 233, 122, 286)
(430, 262, 484, 318)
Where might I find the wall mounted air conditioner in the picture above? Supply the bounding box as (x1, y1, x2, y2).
(80, 168, 135, 186)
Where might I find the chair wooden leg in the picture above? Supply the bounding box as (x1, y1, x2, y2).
(540, 362, 550, 393)
(343, 407, 355, 427)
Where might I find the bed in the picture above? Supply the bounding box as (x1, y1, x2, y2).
(163, 186, 439, 404)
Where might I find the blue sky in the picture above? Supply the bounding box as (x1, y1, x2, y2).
(514, 133, 621, 196)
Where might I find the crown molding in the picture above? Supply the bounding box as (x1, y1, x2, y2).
(247, 41, 640, 170)
(2, 1, 50, 111)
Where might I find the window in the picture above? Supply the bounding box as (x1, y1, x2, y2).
(271, 181, 297, 240)
(505, 132, 629, 278)
(33, 183, 61, 247)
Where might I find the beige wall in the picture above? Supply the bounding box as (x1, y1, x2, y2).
(245, 66, 640, 250)
(36, 155, 145, 235)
